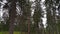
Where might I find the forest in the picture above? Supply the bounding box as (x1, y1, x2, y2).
(0, 0, 60, 34)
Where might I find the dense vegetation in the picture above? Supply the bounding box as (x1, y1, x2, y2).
(0, 0, 60, 34)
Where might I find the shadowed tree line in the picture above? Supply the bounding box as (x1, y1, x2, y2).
(0, 0, 60, 34)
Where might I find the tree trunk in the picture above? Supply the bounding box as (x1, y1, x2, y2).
(9, 0, 16, 34)
(28, 17, 30, 34)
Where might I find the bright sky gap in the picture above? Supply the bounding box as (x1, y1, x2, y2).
(0, 0, 47, 28)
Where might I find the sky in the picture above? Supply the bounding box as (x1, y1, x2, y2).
(40, 0, 47, 28)
(30, 0, 47, 28)
(0, 0, 47, 28)
(29, 0, 35, 2)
